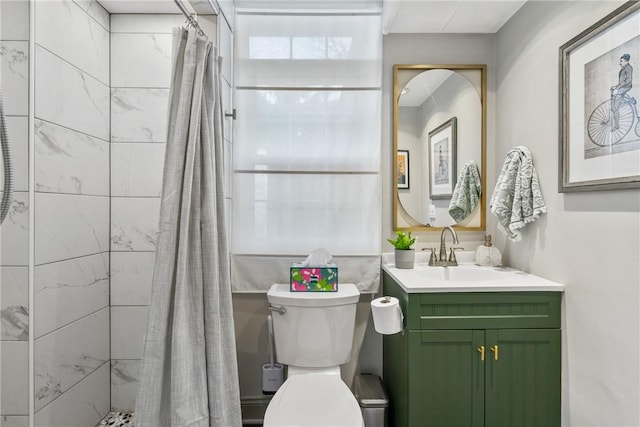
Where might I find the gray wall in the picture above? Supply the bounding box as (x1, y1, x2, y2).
(382, 33, 496, 249)
(494, 2, 639, 425)
(383, 8, 640, 424)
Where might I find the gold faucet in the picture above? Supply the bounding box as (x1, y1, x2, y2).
(425, 226, 460, 266)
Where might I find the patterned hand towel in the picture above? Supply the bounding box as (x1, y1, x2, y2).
(448, 160, 482, 222)
(489, 146, 547, 242)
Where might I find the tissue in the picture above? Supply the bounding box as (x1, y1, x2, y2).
(301, 248, 332, 266)
(290, 248, 338, 292)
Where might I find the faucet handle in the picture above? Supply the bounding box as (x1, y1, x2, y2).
(448, 247, 465, 263)
(424, 248, 437, 265)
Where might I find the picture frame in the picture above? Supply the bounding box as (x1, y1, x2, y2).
(397, 150, 410, 189)
(559, 1, 640, 192)
(428, 117, 457, 199)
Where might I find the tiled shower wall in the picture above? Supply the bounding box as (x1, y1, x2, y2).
(108, 13, 231, 412)
(108, 14, 177, 411)
(32, 1, 111, 425)
(1, 3, 232, 422)
(1, 1, 30, 426)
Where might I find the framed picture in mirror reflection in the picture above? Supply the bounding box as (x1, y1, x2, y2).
(397, 150, 410, 189)
(428, 117, 457, 199)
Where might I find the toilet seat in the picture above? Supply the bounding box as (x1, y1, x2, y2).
(263, 374, 363, 427)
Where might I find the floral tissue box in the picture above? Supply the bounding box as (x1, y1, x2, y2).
(290, 263, 338, 292)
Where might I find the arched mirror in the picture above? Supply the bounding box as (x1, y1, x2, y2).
(393, 64, 486, 231)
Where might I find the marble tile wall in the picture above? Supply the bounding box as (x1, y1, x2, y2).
(32, 1, 111, 425)
(2, 4, 234, 423)
(1, 0, 30, 423)
(109, 13, 231, 412)
(109, 14, 176, 412)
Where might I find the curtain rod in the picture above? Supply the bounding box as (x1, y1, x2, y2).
(173, 0, 206, 37)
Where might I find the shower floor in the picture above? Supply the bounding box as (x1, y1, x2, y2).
(96, 410, 261, 426)
(97, 411, 134, 427)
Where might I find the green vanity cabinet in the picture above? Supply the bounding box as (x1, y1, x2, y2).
(382, 270, 562, 427)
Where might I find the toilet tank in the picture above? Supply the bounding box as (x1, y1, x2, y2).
(267, 283, 360, 368)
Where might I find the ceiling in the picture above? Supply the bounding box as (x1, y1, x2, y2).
(383, 1, 527, 34)
(98, 0, 527, 34)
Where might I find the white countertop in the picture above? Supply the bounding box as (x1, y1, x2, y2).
(382, 256, 565, 293)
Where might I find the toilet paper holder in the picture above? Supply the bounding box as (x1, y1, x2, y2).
(371, 296, 405, 335)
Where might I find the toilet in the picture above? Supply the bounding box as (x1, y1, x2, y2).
(263, 283, 364, 427)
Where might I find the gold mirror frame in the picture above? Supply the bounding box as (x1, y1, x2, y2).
(393, 64, 487, 232)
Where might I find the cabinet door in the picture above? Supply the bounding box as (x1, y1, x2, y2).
(409, 330, 485, 427)
(485, 329, 561, 427)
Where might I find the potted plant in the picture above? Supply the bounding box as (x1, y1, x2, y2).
(387, 231, 416, 269)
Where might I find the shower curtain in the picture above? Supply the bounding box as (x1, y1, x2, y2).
(135, 28, 242, 427)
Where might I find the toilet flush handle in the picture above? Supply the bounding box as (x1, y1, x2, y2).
(268, 304, 286, 315)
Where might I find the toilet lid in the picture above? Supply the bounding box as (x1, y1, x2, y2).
(264, 374, 363, 427)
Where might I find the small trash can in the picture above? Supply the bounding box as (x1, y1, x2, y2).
(354, 374, 388, 427)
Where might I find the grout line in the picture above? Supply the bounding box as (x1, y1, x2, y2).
(33, 117, 110, 144)
(34, 306, 110, 341)
(28, 1, 36, 424)
(111, 86, 170, 90)
(34, 192, 110, 198)
(34, 43, 109, 89)
(108, 12, 113, 412)
(110, 195, 162, 199)
(33, 250, 109, 268)
(110, 140, 167, 144)
(34, 360, 111, 416)
(70, 0, 110, 32)
(34, 190, 111, 198)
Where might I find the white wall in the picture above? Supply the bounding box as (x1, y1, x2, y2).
(494, 2, 640, 426)
(0, 1, 30, 426)
(32, 1, 112, 425)
(109, 13, 182, 413)
(397, 106, 423, 220)
(108, 13, 231, 413)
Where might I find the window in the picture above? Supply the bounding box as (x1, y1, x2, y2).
(231, 9, 382, 292)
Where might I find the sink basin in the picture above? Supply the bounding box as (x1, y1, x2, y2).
(446, 266, 508, 282)
(411, 264, 508, 283)
(383, 262, 565, 293)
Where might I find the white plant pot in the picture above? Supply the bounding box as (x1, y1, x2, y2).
(394, 249, 415, 269)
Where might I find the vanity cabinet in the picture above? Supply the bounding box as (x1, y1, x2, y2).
(382, 270, 562, 427)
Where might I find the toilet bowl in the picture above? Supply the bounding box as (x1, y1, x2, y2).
(263, 283, 363, 427)
(264, 367, 363, 427)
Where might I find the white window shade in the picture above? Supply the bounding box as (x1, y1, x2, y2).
(235, 14, 381, 88)
(232, 10, 382, 293)
(234, 90, 381, 171)
(233, 173, 380, 254)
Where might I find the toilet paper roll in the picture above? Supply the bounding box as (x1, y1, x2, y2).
(371, 296, 404, 335)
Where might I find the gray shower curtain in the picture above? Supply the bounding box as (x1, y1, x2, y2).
(134, 28, 242, 427)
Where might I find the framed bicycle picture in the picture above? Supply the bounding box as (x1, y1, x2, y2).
(428, 117, 457, 199)
(559, 1, 640, 192)
(397, 150, 410, 189)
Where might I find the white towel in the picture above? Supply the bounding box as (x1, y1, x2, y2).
(490, 146, 547, 242)
(448, 160, 482, 223)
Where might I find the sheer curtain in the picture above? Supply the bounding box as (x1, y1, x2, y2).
(231, 11, 382, 293)
(135, 28, 242, 427)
